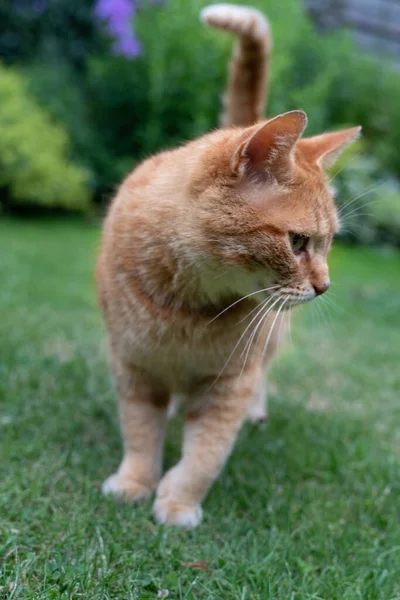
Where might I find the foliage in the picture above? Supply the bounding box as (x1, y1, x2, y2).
(87, 0, 400, 217)
(2, 0, 400, 241)
(331, 143, 400, 246)
(95, 0, 142, 57)
(0, 0, 105, 70)
(0, 63, 91, 212)
(1, 219, 400, 598)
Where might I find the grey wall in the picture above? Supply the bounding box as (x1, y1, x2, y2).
(305, 0, 400, 65)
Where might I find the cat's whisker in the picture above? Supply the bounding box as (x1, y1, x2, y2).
(340, 196, 378, 217)
(313, 297, 329, 333)
(320, 293, 337, 307)
(238, 297, 275, 359)
(287, 296, 303, 347)
(205, 285, 279, 325)
(325, 289, 340, 301)
(239, 295, 282, 375)
(320, 293, 348, 317)
(341, 215, 374, 228)
(239, 308, 271, 379)
(276, 303, 288, 358)
(310, 300, 317, 334)
(340, 218, 376, 238)
(236, 297, 279, 357)
(339, 201, 379, 230)
(236, 292, 275, 325)
(207, 295, 281, 390)
(339, 193, 374, 216)
(260, 297, 289, 362)
(327, 163, 348, 184)
(340, 206, 375, 222)
(268, 295, 300, 357)
(287, 306, 293, 349)
(317, 297, 335, 335)
(338, 181, 384, 216)
(239, 296, 283, 372)
(337, 227, 356, 237)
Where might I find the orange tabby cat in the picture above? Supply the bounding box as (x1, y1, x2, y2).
(96, 3, 360, 528)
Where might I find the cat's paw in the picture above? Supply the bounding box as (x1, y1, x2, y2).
(247, 379, 268, 425)
(153, 497, 203, 528)
(153, 466, 202, 527)
(247, 412, 269, 426)
(101, 472, 153, 502)
(247, 404, 269, 425)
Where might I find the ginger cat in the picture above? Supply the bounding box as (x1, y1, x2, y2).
(96, 3, 360, 528)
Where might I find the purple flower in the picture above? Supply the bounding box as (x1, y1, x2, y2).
(95, 0, 142, 58)
(114, 34, 142, 57)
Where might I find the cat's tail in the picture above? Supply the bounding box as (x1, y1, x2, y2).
(201, 3, 271, 127)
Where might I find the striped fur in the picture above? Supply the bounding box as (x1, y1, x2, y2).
(96, 6, 361, 528)
(201, 3, 271, 127)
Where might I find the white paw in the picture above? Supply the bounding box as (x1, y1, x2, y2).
(247, 377, 269, 425)
(101, 472, 153, 502)
(153, 498, 203, 528)
(247, 401, 269, 424)
(247, 409, 269, 425)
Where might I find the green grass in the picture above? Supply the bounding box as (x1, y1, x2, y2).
(1, 218, 400, 600)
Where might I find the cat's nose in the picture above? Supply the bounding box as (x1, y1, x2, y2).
(313, 280, 330, 296)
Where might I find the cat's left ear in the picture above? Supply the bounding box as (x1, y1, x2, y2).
(298, 126, 361, 170)
(232, 110, 308, 176)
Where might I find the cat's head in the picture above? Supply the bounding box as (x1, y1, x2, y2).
(194, 110, 360, 307)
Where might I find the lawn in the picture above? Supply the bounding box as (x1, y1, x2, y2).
(1, 218, 400, 600)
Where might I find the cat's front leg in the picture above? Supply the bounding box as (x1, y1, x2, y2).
(247, 311, 288, 424)
(153, 368, 260, 528)
(102, 359, 169, 502)
(247, 375, 268, 424)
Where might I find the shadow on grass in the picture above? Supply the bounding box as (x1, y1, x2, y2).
(31, 381, 394, 526)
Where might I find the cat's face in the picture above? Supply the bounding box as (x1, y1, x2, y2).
(196, 111, 360, 308)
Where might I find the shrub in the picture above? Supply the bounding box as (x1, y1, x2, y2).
(0, 63, 91, 212)
(3, 0, 400, 242)
(129, 0, 400, 245)
(132, 0, 400, 163)
(0, 0, 105, 69)
(24, 61, 101, 189)
(331, 144, 400, 247)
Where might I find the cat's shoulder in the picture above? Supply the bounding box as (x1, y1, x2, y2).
(124, 148, 173, 187)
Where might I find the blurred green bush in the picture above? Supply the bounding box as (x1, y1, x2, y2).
(1, 0, 400, 245)
(332, 144, 400, 246)
(0, 63, 91, 212)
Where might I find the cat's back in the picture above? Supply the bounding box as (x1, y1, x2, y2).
(98, 127, 229, 275)
(98, 147, 185, 267)
(96, 140, 203, 325)
(111, 147, 183, 219)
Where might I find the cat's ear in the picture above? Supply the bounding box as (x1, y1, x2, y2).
(298, 126, 361, 170)
(232, 110, 308, 176)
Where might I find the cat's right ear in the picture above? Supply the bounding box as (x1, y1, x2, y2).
(232, 110, 308, 177)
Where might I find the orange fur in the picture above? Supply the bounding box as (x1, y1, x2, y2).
(96, 4, 360, 528)
(201, 3, 271, 126)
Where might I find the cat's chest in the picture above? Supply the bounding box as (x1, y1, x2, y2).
(122, 308, 272, 392)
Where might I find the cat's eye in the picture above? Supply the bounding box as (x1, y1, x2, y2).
(289, 233, 309, 254)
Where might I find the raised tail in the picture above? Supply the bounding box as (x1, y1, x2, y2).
(201, 3, 271, 127)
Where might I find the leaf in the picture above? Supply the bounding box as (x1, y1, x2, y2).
(180, 561, 212, 572)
